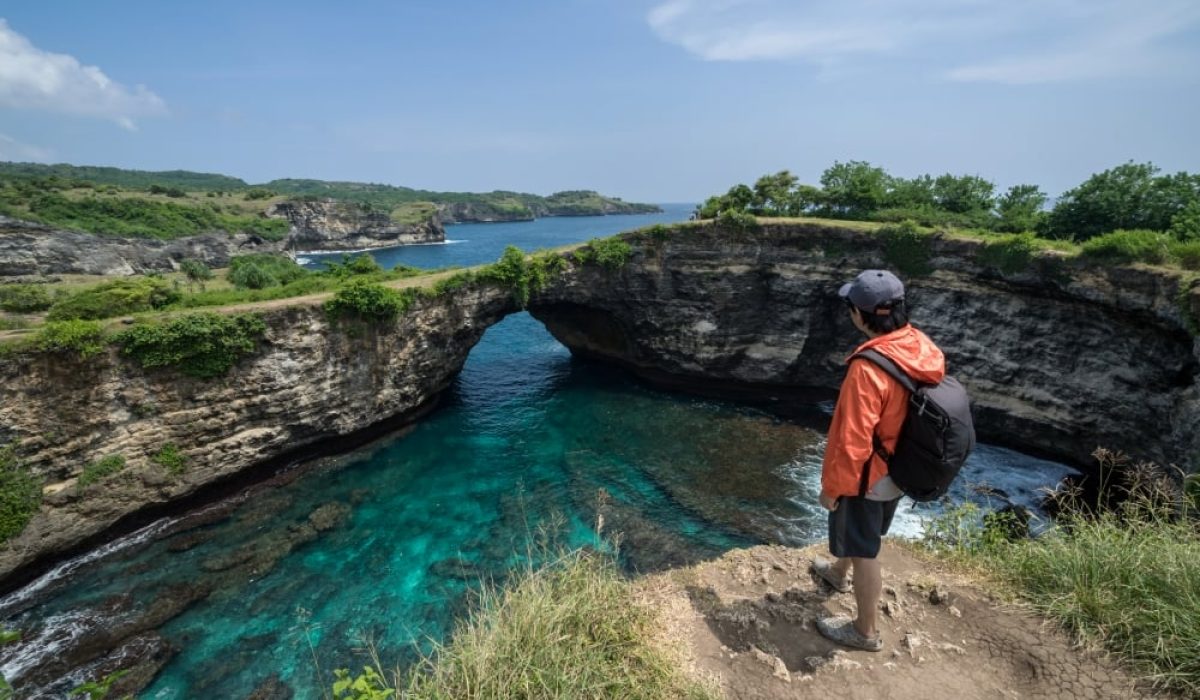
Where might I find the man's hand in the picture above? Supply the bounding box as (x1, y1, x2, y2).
(819, 493, 839, 511)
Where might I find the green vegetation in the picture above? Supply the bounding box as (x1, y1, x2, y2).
(481, 246, 536, 306)
(715, 208, 759, 233)
(571, 238, 633, 271)
(1080, 229, 1174, 265)
(229, 253, 308, 290)
(324, 280, 413, 322)
(698, 161, 1200, 245)
(76, 455, 126, 491)
(0, 444, 41, 544)
(116, 312, 267, 378)
(333, 550, 716, 700)
(0, 284, 55, 313)
(0, 161, 248, 191)
(31, 320, 109, 358)
(46, 277, 181, 321)
(923, 451, 1200, 697)
(879, 220, 934, 277)
(179, 259, 213, 290)
(69, 669, 129, 699)
(151, 444, 187, 476)
(978, 232, 1042, 274)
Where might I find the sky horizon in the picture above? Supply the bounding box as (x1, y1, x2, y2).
(1, 1, 1198, 203)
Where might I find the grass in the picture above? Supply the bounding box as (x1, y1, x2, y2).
(922, 451, 1200, 697)
(332, 549, 716, 700)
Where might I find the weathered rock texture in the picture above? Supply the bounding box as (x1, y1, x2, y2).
(0, 284, 514, 582)
(2, 220, 1198, 585)
(266, 199, 443, 250)
(0, 200, 444, 277)
(0, 216, 283, 276)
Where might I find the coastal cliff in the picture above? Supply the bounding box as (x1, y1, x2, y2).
(530, 222, 1200, 472)
(2, 220, 1198, 586)
(266, 199, 444, 250)
(0, 284, 515, 583)
(0, 216, 284, 276)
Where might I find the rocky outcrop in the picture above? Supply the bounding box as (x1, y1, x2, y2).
(1, 220, 1197, 587)
(266, 199, 443, 250)
(528, 222, 1200, 473)
(0, 284, 515, 584)
(0, 217, 283, 276)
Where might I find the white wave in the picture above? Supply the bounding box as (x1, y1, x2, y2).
(0, 515, 180, 619)
(297, 238, 467, 256)
(0, 608, 123, 682)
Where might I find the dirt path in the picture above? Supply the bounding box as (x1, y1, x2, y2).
(637, 542, 1162, 700)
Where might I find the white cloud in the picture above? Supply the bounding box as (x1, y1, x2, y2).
(0, 133, 52, 162)
(647, 0, 1200, 83)
(0, 19, 166, 130)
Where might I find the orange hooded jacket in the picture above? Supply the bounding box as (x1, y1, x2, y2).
(820, 324, 946, 501)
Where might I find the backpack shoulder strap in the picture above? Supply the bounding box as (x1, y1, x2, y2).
(852, 348, 918, 394)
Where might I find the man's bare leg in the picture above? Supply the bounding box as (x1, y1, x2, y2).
(830, 557, 852, 584)
(850, 556, 882, 638)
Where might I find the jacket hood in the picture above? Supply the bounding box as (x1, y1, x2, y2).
(851, 325, 945, 385)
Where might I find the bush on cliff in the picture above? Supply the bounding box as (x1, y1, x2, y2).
(31, 320, 109, 358)
(1080, 229, 1174, 265)
(481, 245, 533, 307)
(229, 253, 309, 290)
(46, 278, 181, 321)
(333, 550, 716, 700)
(324, 280, 412, 322)
(879, 220, 934, 276)
(116, 312, 267, 379)
(0, 284, 55, 313)
(76, 455, 126, 491)
(0, 445, 42, 544)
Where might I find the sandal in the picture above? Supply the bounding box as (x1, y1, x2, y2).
(816, 615, 884, 652)
(810, 558, 852, 593)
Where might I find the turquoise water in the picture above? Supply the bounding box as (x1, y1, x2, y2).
(0, 207, 1077, 698)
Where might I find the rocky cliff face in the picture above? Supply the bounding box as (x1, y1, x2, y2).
(2, 220, 1197, 585)
(0, 285, 514, 583)
(0, 217, 283, 276)
(529, 222, 1200, 473)
(267, 200, 444, 250)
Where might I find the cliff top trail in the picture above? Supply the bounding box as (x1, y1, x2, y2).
(638, 542, 1159, 700)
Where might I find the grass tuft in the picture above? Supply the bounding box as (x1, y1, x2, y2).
(334, 550, 717, 700)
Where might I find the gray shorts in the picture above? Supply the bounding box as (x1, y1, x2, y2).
(828, 496, 900, 559)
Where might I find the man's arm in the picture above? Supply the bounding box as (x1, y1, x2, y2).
(820, 360, 887, 504)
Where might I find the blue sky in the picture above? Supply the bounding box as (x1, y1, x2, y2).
(1, 0, 1198, 202)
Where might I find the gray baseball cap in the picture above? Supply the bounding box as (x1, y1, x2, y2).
(838, 269, 905, 312)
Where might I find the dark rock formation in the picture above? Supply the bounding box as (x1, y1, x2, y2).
(266, 199, 443, 250)
(528, 222, 1200, 475)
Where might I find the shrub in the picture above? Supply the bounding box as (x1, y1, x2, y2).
(528, 251, 568, 294)
(243, 187, 275, 200)
(31, 320, 109, 358)
(324, 280, 409, 322)
(0, 284, 53, 313)
(879, 220, 934, 277)
(715, 208, 759, 232)
(229, 254, 307, 289)
(0, 445, 41, 544)
(179, 258, 213, 283)
(481, 245, 532, 307)
(116, 312, 267, 379)
(590, 238, 633, 270)
(325, 254, 383, 278)
(978, 232, 1040, 274)
(151, 444, 187, 476)
(1170, 241, 1200, 271)
(76, 455, 126, 491)
(1081, 229, 1173, 265)
(47, 278, 181, 321)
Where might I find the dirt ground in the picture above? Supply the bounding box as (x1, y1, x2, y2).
(636, 542, 1166, 700)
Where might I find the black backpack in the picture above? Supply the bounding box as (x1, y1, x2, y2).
(852, 349, 976, 502)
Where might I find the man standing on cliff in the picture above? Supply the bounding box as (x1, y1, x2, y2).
(811, 269, 946, 651)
